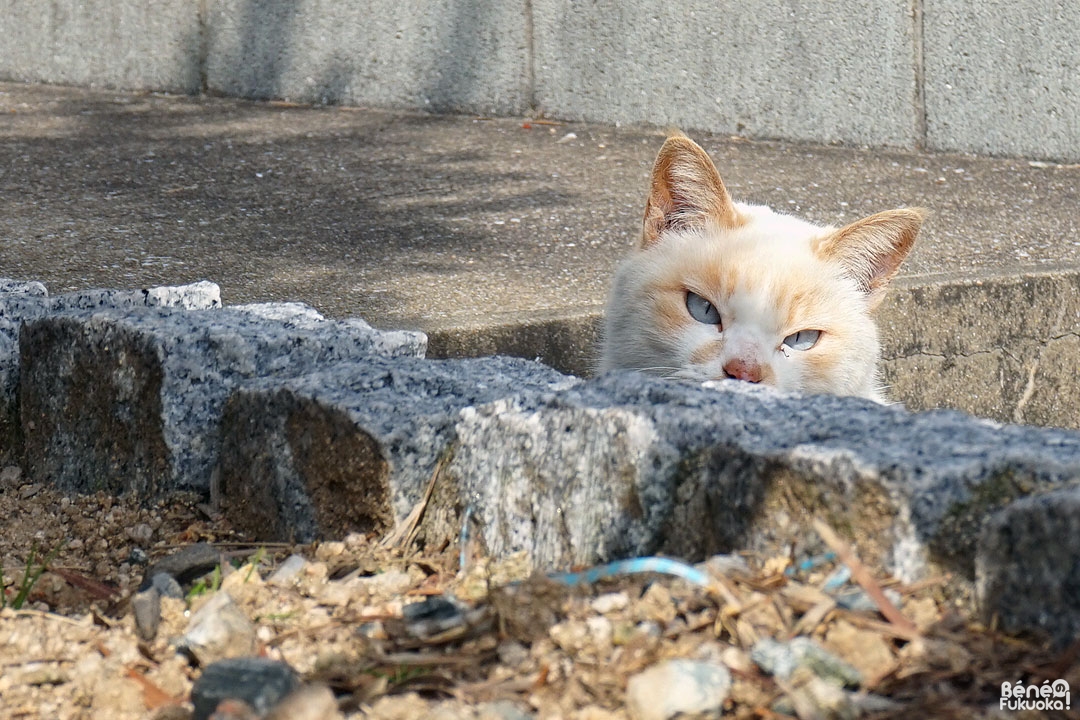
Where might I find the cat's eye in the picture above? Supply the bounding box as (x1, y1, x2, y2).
(685, 291, 721, 325)
(782, 329, 822, 351)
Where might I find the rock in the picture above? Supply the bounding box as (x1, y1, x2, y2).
(132, 587, 162, 641)
(976, 485, 1080, 645)
(356, 570, 414, 596)
(751, 637, 863, 688)
(435, 372, 1080, 578)
(772, 673, 860, 720)
(264, 683, 343, 720)
(590, 592, 629, 614)
(177, 592, 257, 666)
(149, 573, 185, 600)
(16, 665, 69, 686)
(125, 522, 154, 544)
(190, 657, 300, 720)
(0, 465, 21, 487)
(822, 620, 896, 682)
(20, 305, 425, 495)
(625, 658, 732, 720)
(140, 543, 222, 591)
(1, 281, 219, 466)
(266, 554, 308, 587)
(217, 355, 573, 541)
(207, 699, 259, 720)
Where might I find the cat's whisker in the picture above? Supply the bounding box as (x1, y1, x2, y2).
(636, 366, 684, 379)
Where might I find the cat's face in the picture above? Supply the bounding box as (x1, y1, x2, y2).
(599, 135, 922, 402)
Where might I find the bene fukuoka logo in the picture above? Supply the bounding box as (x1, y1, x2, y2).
(1000, 679, 1070, 711)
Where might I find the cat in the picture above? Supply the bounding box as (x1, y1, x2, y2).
(598, 134, 923, 403)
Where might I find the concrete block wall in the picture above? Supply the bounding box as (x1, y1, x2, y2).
(4, 276, 1080, 645)
(2, 1, 1079, 159)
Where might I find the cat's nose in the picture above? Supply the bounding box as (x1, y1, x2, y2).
(723, 359, 762, 383)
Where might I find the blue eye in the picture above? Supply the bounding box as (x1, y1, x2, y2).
(782, 329, 821, 351)
(685, 291, 721, 325)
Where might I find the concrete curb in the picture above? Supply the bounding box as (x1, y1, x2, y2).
(5, 275, 1080, 643)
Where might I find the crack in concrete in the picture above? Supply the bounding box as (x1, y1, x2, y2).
(885, 347, 1008, 362)
(1014, 305, 1074, 423)
(884, 330, 1080, 363)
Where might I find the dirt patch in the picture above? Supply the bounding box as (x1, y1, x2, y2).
(0, 466, 1076, 719)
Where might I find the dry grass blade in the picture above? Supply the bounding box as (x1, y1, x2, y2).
(812, 518, 918, 636)
(788, 598, 836, 639)
(382, 454, 448, 550)
(49, 568, 119, 601)
(836, 611, 921, 642)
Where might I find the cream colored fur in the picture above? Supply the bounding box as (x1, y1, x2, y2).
(599, 135, 922, 403)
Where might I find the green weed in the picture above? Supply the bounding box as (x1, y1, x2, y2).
(1, 541, 65, 610)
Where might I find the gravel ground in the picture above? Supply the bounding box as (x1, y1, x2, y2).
(1, 465, 1076, 719)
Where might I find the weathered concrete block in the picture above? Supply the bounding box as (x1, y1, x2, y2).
(532, 0, 919, 148)
(434, 372, 1080, 575)
(218, 355, 573, 542)
(1, 281, 221, 466)
(878, 273, 1080, 429)
(19, 305, 426, 496)
(0, 0, 202, 92)
(924, 2, 1080, 160)
(976, 485, 1080, 646)
(204, 0, 530, 114)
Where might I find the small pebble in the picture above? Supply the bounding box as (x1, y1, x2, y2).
(132, 587, 162, 641)
(267, 554, 308, 587)
(626, 659, 732, 720)
(18, 483, 42, 499)
(140, 542, 222, 590)
(126, 522, 154, 544)
(177, 592, 257, 666)
(191, 657, 300, 720)
(751, 637, 862, 688)
(150, 572, 184, 599)
(265, 683, 343, 720)
(0, 465, 23, 485)
(589, 592, 629, 614)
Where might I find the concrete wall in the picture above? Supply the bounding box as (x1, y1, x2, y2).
(1, 0, 1078, 159)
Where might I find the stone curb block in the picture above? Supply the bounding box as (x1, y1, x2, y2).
(7, 276, 1080, 643)
(217, 355, 574, 542)
(19, 304, 426, 496)
(0, 280, 222, 465)
(430, 373, 1080, 576)
(976, 485, 1080, 646)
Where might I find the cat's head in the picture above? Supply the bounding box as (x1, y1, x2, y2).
(599, 135, 923, 401)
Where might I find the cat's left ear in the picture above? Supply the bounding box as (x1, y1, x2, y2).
(814, 208, 925, 309)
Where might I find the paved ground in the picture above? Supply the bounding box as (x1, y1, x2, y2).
(2, 82, 1078, 423)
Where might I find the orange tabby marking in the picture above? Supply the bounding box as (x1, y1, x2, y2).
(599, 135, 923, 403)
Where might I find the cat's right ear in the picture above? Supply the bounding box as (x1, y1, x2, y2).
(642, 135, 743, 247)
